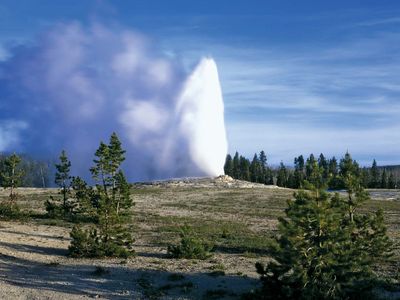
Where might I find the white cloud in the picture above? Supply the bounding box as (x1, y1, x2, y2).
(0, 121, 28, 151)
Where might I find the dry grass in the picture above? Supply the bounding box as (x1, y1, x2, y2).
(0, 185, 399, 299)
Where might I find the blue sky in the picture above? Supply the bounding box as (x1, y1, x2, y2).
(1, 0, 400, 166)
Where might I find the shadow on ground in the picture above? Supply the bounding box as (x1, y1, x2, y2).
(0, 244, 259, 299)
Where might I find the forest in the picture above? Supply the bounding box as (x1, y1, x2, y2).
(224, 151, 399, 189)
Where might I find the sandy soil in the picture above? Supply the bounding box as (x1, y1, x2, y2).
(0, 221, 260, 299)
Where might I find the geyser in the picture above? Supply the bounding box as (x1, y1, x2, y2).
(0, 22, 228, 181)
(177, 58, 228, 176)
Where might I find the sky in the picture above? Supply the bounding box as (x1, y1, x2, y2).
(1, 0, 400, 166)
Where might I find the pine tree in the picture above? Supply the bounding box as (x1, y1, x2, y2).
(339, 152, 363, 222)
(381, 169, 388, 189)
(328, 156, 340, 189)
(54, 150, 72, 214)
(305, 154, 316, 180)
(250, 154, 260, 183)
(276, 162, 288, 187)
(370, 159, 380, 188)
(69, 133, 134, 258)
(318, 153, 329, 182)
(388, 172, 396, 189)
(255, 154, 392, 299)
(259, 150, 268, 183)
(293, 155, 305, 188)
(239, 156, 250, 181)
(1, 153, 23, 203)
(224, 154, 233, 176)
(360, 167, 371, 188)
(232, 152, 240, 179)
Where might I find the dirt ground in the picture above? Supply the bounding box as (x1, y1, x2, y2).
(0, 221, 261, 300)
(0, 179, 399, 299)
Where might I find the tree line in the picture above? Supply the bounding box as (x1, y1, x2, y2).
(225, 151, 399, 189)
(224, 151, 274, 184)
(0, 154, 50, 188)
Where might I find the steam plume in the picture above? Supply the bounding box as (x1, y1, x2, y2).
(0, 22, 228, 181)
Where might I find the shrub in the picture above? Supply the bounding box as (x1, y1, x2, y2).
(0, 202, 21, 220)
(68, 225, 134, 258)
(44, 198, 64, 218)
(168, 226, 212, 259)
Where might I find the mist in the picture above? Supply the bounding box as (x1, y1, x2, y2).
(0, 22, 228, 181)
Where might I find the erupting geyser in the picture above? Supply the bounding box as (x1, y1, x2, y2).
(177, 58, 228, 177)
(0, 22, 228, 181)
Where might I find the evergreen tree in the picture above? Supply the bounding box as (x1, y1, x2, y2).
(360, 167, 371, 188)
(328, 156, 340, 189)
(266, 169, 274, 185)
(369, 159, 380, 188)
(388, 172, 396, 189)
(250, 154, 261, 183)
(381, 169, 388, 189)
(1, 153, 23, 203)
(293, 155, 305, 188)
(339, 152, 362, 222)
(239, 156, 250, 181)
(224, 154, 233, 176)
(232, 152, 240, 179)
(255, 154, 392, 299)
(318, 153, 329, 181)
(54, 150, 72, 213)
(69, 133, 134, 258)
(305, 154, 316, 181)
(328, 156, 338, 176)
(276, 162, 288, 187)
(259, 150, 268, 183)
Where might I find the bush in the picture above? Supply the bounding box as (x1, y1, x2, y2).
(168, 226, 212, 260)
(68, 225, 134, 258)
(44, 198, 64, 219)
(0, 202, 21, 220)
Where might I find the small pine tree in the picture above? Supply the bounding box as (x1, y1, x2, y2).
(69, 133, 134, 258)
(1, 153, 23, 204)
(305, 153, 316, 180)
(381, 169, 388, 189)
(224, 154, 233, 176)
(388, 173, 396, 189)
(255, 153, 393, 299)
(318, 153, 329, 182)
(276, 162, 288, 187)
(250, 153, 260, 183)
(167, 225, 212, 260)
(239, 156, 250, 181)
(369, 159, 380, 188)
(232, 152, 240, 179)
(259, 150, 268, 183)
(54, 150, 72, 214)
(293, 155, 305, 188)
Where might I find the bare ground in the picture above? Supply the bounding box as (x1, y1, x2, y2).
(0, 178, 399, 299)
